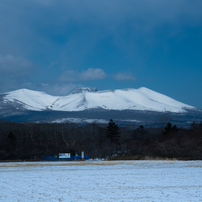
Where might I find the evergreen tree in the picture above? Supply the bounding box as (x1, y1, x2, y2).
(106, 119, 121, 144)
(162, 122, 178, 134)
(190, 121, 198, 129)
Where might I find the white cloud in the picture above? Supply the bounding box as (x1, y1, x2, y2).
(81, 68, 107, 80)
(59, 68, 107, 82)
(0, 54, 36, 93)
(114, 72, 136, 81)
(0, 54, 34, 73)
(47, 62, 57, 68)
(39, 83, 80, 95)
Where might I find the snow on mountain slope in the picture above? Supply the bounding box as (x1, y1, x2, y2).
(50, 93, 87, 110)
(4, 89, 60, 111)
(136, 87, 195, 111)
(3, 87, 196, 112)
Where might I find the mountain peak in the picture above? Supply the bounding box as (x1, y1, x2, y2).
(72, 87, 99, 94)
(6, 88, 46, 95)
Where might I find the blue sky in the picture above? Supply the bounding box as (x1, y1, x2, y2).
(0, 0, 202, 108)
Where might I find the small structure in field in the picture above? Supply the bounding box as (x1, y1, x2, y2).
(59, 153, 71, 159)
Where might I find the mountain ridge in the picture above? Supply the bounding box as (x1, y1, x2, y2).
(1, 87, 197, 113)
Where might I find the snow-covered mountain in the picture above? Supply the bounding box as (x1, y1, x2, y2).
(2, 87, 196, 113)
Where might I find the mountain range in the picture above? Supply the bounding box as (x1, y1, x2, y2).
(0, 87, 201, 127)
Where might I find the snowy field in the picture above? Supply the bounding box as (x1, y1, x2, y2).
(0, 160, 202, 201)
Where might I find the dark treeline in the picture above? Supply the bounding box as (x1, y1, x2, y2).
(0, 119, 202, 160)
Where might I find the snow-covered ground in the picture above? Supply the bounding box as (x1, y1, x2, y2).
(51, 118, 140, 124)
(0, 160, 202, 201)
(52, 118, 109, 124)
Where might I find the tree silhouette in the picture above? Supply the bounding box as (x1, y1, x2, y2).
(190, 121, 198, 129)
(106, 119, 121, 144)
(162, 122, 178, 134)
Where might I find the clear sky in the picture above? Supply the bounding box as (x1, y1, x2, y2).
(0, 0, 202, 109)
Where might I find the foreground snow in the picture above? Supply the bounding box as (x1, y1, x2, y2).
(0, 160, 202, 201)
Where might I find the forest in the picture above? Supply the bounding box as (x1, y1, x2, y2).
(0, 119, 202, 161)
